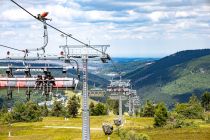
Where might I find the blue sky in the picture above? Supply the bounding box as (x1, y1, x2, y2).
(0, 0, 210, 57)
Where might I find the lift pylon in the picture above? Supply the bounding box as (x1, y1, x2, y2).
(107, 79, 130, 121)
(59, 45, 110, 140)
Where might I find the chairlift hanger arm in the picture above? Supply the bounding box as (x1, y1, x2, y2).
(28, 20, 48, 53)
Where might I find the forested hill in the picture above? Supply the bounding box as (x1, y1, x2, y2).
(123, 49, 210, 106)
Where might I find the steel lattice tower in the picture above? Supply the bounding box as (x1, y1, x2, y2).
(60, 45, 110, 140)
(82, 54, 90, 139)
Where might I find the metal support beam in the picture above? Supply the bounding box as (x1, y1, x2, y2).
(82, 54, 90, 140)
(128, 94, 132, 116)
(132, 98, 135, 116)
(119, 95, 123, 121)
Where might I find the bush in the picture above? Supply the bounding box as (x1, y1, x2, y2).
(119, 129, 127, 138)
(119, 129, 150, 140)
(1, 104, 8, 114)
(0, 101, 42, 124)
(164, 112, 196, 128)
(1, 112, 13, 124)
(89, 102, 107, 116)
(175, 95, 204, 119)
(154, 102, 168, 127)
(206, 114, 210, 124)
(11, 101, 42, 122)
(165, 112, 184, 128)
(94, 103, 107, 116)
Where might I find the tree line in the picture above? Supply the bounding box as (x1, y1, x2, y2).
(138, 92, 210, 128)
(0, 92, 209, 127)
(0, 95, 109, 124)
(0, 95, 80, 124)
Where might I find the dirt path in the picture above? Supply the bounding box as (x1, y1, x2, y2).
(44, 126, 102, 131)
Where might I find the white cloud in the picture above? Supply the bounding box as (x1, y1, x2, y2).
(54, 0, 68, 4)
(46, 5, 76, 20)
(175, 21, 192, 29)
(112, 1, 159, 7)
(148, 11, 169, 22)
(1, 8, 31, 21)
(85, 10, 114, 21)
(199, 5, 210, 12)
(0, 31, 17, 38)
(175, 11, 197, 18)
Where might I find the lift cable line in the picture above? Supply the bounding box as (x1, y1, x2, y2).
(10, 0, 106, 55)
(110, 58, 122, 78)
(0, 44, 25, 52)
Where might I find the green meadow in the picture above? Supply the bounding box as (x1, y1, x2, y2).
(0, 116, 210, 140)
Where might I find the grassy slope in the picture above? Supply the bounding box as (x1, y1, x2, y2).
(0, 116, 210, 140)
(0, 116, 120, 140)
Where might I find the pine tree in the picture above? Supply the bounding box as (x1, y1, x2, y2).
(89, 102, 95, 116)
(154, 102, 168, 127)
(12, 101, 26, 122)
(51, 101, 64, 117)
(189, 95, 200, 105)
(142, 100, 155, 117)
(1, 104, 8, 113)
(41, 103, 49, 117)
(67, 95, 80, 118)
(23, 101, 42, 122)
(201, 92, 210, 111)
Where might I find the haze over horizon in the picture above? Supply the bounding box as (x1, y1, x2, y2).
(0, 0, 210, 58)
